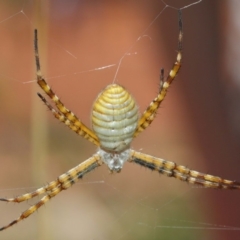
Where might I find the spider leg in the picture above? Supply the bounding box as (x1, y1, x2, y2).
(34, 29, 99, 144)
(37, 93, 100, 146)
(0, 154, 102, 231)
(0, 185, 61, 231)
(0, 180, 58, 203)
(159, 68, 165, 90)
(134, 10, 183, 137)
(129, 150, 240, 189)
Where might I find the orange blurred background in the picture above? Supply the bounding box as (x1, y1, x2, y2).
(0, 1, 240, 240)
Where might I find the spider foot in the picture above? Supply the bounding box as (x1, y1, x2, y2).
(0, 198, 9, 202)
(0, 219, 18, 231)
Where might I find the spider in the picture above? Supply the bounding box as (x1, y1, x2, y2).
(1, 10, 239, 231)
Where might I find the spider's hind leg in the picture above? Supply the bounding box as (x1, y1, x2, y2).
(134, 10, 183, 137)
(34, 30, 100, 146)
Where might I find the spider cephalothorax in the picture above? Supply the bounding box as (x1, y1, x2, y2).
(1, 10, 239, 231)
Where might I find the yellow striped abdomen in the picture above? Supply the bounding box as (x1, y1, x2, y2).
(92, 84, 138, 153)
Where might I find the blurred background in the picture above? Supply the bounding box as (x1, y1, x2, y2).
(0, 0, 240, 239)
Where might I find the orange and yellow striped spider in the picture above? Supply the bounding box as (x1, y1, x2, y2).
(1, 11, 240, 231)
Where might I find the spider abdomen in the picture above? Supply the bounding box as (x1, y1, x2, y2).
(92, 84, 138, 153)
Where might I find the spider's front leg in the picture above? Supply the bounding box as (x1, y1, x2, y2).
(129, 150, 240, 189)
(0, 154, 102, 231)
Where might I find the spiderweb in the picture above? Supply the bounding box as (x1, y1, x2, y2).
(0, 1, 240, 240)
